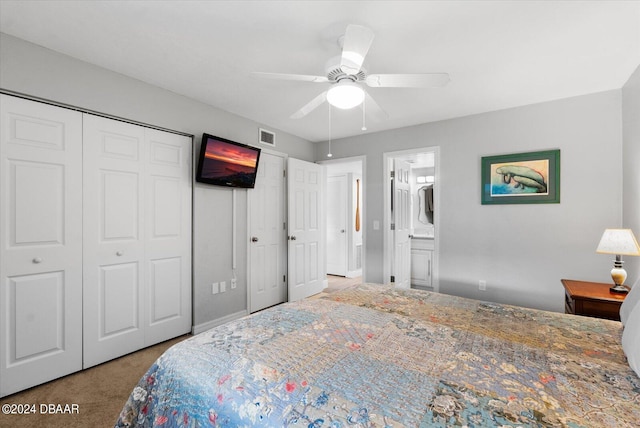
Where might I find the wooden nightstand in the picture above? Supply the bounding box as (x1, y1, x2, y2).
(561, 279, 627, 321)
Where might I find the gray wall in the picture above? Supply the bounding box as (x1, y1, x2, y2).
(0, 33, 316, 327)
(317, 90, 624, 312)
(2, 32, 635, 319)
(623, 64, 640, 282)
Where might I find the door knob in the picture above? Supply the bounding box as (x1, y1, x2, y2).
(341, 229, 345, 233)
(251, 237, 259, 242)
(290, 236, 297, 241)
(32, 257, 43, 264)
(116, 251, 124, 256)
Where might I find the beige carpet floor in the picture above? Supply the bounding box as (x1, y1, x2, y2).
(0, 335, 189, 428)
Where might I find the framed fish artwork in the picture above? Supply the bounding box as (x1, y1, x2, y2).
(481, 149, 560, 204)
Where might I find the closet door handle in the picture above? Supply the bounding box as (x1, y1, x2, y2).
(32, 257, 43, 264)
(251, 237, 259, 242)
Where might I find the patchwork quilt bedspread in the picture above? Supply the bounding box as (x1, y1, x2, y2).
(115, 284, 640, 427)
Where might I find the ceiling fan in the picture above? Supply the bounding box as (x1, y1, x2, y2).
(253, 24, 450, 121)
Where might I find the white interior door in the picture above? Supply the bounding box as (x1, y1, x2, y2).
(326, 174, 347, 276)
(143, 128, 192, 345)
(288, 158, 326, 301)
(83, 115, 146, 368)
(83, 116, 191, 367)
(0, 95, 83, 396)
(249, 152, 286, 312)
(393, 159, 411, 289)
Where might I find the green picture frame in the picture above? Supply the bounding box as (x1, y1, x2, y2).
(481, 149, 560, 205)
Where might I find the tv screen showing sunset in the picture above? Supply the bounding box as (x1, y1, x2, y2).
(197, 135, 260, 188)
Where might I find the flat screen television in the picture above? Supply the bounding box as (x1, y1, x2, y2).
(195, 133, 261, 188)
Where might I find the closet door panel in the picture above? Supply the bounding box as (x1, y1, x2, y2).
(144, 129, 191, 345)
(12, 161, 63, 244)
(149, 257, 182, 321)
(83, 115, 146, 368)
(12, 272, 64, 358)
(100, 262, 140, 336)
(0, 95, 82, 397)
(102, 170, 140, 240)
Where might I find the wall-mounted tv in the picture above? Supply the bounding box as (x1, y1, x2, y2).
(195, 133, 261, 188)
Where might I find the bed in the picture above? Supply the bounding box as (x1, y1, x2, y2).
(115, 283, 640, 427)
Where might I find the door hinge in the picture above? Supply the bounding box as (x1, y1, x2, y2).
(283, 275, 286, 283)
(390, 171, 395, 178)
(390, 223, 395, 230)
(390, 275, 395, 283)
(283, 169, 286, 178)
(283, 222, 286, 231)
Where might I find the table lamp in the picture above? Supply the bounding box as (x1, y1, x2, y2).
(596, 229, 640, 293)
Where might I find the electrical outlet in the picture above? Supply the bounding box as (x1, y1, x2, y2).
(220, 281, 226, 293)
(212, 282, 219, 294)
(231, 278, 237, 289)
(478, 280, 487, 291)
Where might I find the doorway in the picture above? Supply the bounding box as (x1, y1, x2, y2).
(321, 156, 365, 281)
(248, 154, 328, 311)
(383, 147, 439, 292)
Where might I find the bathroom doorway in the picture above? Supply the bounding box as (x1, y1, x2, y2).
(383, 147, 439, 291)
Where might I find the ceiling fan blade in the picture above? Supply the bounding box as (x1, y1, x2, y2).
(365, 73, 450, 88)
(252, 72, 328, 83)
(340, 24, 374, 75)
(290, 92, 328, 119)
(364, 93, 389, 122)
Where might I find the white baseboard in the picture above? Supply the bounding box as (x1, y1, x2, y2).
(191, 310, 248, 335)
(346, 269, 362, 278)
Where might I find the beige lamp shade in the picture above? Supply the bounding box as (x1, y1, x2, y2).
(596, 229, 640, 256)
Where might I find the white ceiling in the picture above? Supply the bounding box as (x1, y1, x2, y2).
(1, 1, 638, 143)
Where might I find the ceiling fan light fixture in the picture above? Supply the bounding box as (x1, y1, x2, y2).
(326, 81, 365, 109)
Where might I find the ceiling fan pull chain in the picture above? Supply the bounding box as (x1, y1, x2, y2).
(327, 104, 333, 158)
(362, 96, 367, 131)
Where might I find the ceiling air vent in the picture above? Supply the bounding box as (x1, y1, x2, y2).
(259, 128, 276, 147)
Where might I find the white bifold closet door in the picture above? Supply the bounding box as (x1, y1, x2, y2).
(83, 115, 192, 368)
(0, 95, 191, 395)
(0, 95, 83, 397)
